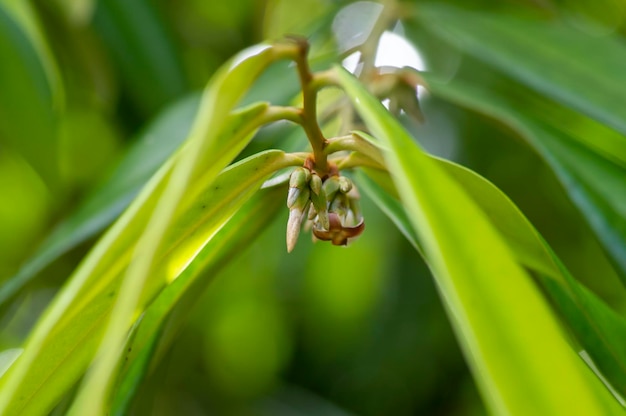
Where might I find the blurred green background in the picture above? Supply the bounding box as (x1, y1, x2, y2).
(1, 0, 625, 414)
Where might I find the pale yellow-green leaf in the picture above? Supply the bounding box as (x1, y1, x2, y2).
(336, 66, 623, 415)
(0, 94, 302, 416)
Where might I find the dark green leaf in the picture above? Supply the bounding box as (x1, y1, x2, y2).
(0, 93, 200, 307)
(415, 3, 626, 136)
(93, 0, 189, 114)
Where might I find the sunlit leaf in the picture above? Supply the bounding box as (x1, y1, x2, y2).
(359, 155, 626, 398)
(421, 73, 626, 285)
(0, 146, 301, 416)
(110, 185, 286, 415)
(336, 66, 622, 415)
(67, 40, 304, 415)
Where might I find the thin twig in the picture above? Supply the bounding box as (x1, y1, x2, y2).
(290, 36, 330, 175)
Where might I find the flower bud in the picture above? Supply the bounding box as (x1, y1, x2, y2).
(287, 205, 307, 253)
(286, 167, 313, 252)
(322, 176, 340, 202)
(338, 176, 352, 194)
(289, 167, 311, 189)
(309, 174, 329, 230)
(330, 193, 348, 219)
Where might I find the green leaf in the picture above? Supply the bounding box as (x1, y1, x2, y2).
(1, 45, 306, 307)
(336, 66, 623, 415)
(359, 156, 626, 399)
(0, 3, 61, 185)
(421, 74, 626, 284)
(110, 184, 286, 415)
(67, 41, 302, 415)
(356, 168, 421, 254)
(49, 0, 95, 25)
(0, 93, 200, 307)
(415, 3, 626, 136)
(0, 0, 63, 106)
(0, 350, 22, 379)
(92, 0, 189, 114)
(0, 148, 301, 416)
(0, 40, 303, 414)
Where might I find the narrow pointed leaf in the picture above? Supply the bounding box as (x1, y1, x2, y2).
(110, 185, 286, 415)
(0, 146, 301, 416)
(422, 74, 626, 283)
(92, 0, 188, 114)
(0, 4, 61, 185)
(336, 66, 622, 415)
(415, 3, 626, 136)
(68, 41, 302, 415)
(0, 93, 200, 307)
(359, 157, 626, 398)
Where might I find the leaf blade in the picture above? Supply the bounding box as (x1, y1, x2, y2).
(0, 93, 200, 307)
(415, 3, 626, 136)
(110, 184, 286, 415)
(336, 66, 622, 415)
(0, 4, 61, 185)
(0, 69, 301, 415)
(421, 73, 626, 283)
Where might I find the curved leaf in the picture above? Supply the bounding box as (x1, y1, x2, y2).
(336, 66, 622, 415)
(0, 4, 61, 185)
(68, 41, 302, 415)
(421, 74, 626, 284)
(0, 38, 305, 412)
(92, 0, 188, 114)
(110, 184, 286, 415)
(0, 93, 200, 307)
(415, 3, 626, 137)
(0, 149, 301, 416)
(359, 155, 626, 399)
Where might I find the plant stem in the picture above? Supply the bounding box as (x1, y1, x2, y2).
(291, 37, 330, 176)
(263, 105, 304, 125)
(325, 133, 384, 165)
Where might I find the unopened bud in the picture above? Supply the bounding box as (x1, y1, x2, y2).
(287, 206, 306, 253)
(310, 173, 322, 195)
(338, 176, 352, 194)
(347, 187, 362, 224)
(288, 167, 312, 207)
(288, 187, 310, 211)
(322, 176, 340, 201)
(330, 193, 348, 219)
(289, 167, 311, 189)
(286, 169, 311, 252)
(309, 174, 329, 230)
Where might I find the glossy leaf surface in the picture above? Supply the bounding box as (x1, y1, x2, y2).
(336, 66, 622, 415)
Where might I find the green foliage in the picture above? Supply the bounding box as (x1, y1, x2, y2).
(1, 1, 625, 415)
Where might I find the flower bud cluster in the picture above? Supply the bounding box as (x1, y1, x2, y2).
(286, 167, 364, 252)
